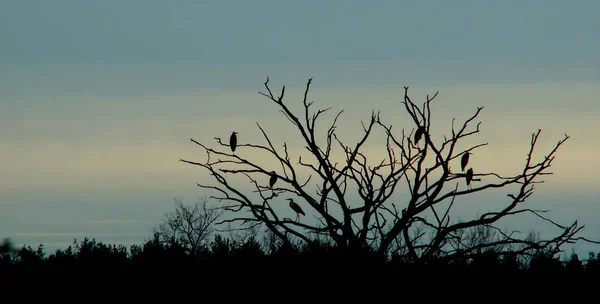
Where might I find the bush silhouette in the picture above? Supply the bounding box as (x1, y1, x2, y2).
(1, 234, 600, 277)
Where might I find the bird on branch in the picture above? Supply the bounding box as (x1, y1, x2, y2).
(465, 167, 474, 189)
(461, 152, 472, 172)
(230, 131, 238, 153)
(414, 126, 426, 146)
(287, 198, 305, 222)
(269, 171, 278, 188)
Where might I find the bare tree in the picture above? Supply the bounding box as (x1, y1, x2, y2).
(153, 197, 225, 255)
(180, 77, 597, 262)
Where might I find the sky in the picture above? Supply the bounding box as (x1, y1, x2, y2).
(1, 0, 599, 258)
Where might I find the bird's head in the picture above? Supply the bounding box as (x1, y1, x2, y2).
(286, 198, 294, 202)
(232, 131, 238, 135)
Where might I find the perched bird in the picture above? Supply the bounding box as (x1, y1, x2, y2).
(287, 198, 305, 221)
(465, 168, 474, 188)
(269, 171, 277, 188)
(461, 152, 472, 172)
(414, 126, 426, 145)
(229, 131, 238, 153)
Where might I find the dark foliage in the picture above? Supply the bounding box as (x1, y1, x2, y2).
(1, 235, 599, 277)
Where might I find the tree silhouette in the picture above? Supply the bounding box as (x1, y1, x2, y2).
(152, 197, 225, 256)
(179, 77, 595, 263)
(1, 233, 599, 274)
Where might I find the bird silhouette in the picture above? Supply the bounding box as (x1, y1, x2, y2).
(287, 198, 305, 221)
(465, 167, 474, 189)
(414, 126, 426, 145)
(230, 132, 238, 153)
(269, 171, 277, 188)
(461, 152, 471, 172)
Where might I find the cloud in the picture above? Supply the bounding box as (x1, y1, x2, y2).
(88, 220, 151, 225)
(16, 232, 146, 238)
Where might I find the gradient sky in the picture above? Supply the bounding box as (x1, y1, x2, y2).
(1, 0, 599, 257)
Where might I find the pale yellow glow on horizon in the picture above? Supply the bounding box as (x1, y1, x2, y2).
(1, 81, 597, 198)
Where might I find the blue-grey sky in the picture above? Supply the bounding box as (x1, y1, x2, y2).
(1, 0, 599, 256)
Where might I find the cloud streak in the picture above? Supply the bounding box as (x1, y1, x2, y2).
(16, 232, 146, 238)
(88, 220, 151, 225)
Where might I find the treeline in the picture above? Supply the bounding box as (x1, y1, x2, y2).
(1, 233, 599, 276)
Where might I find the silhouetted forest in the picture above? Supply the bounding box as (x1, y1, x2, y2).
(2, 234, 599, 276)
